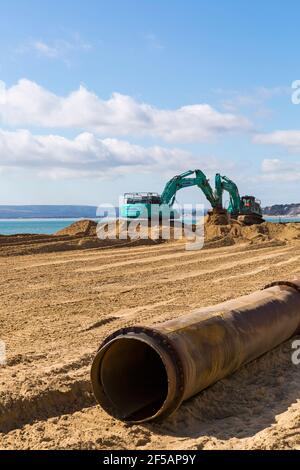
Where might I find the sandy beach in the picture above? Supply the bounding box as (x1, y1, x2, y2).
(0, 220, 300, 450)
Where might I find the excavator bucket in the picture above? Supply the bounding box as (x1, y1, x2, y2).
(207, 207, 230, 225)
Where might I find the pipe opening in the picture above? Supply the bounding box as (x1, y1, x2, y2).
(100, 337, 168, 421)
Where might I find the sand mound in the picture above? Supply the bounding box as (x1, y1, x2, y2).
(55, 219, 156, 239)
(96, 219, 191, 241)
(55, 219, 97, 236)
(204, 220, 300, 248)
(0, 217, 291, 257)
(56, 218, 300, 248)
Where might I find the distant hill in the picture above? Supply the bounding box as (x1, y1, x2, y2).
(0, 205, 99, 219)
(263, 203, 300, 216)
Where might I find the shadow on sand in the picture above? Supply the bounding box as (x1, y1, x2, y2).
(144, 337, 300, 442)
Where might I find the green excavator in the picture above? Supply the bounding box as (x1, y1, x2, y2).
(120, 169, 263, 224)
(215, 173, 263, 224)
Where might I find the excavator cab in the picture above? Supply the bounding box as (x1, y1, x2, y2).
(124, 193, 161, 205)
(238, 195, 263, 224)
(121, 192, 179, 219)
(121, 193, 161, 219)
(241, 196, 262, 216)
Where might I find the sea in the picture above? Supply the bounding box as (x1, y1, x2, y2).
(0, 216, 299, 236)
(0, 218, 100, 236)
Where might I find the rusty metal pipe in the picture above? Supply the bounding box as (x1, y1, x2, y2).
(91, 280, 300, 423)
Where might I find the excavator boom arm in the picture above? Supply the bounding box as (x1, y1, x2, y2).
(215, 173, 241, 215)
(160, 169, 218, 208)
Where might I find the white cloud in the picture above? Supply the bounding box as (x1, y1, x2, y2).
(260, 158, 300, 181)
(216, 86, 290, 120)
(0, 128, 223, 179)
(18, 35, 92, 62)
(0, 79, 251, 142)
(33, 41, 60, 58)
(216, 86, 289, 111)
(254, 130, 300, 153)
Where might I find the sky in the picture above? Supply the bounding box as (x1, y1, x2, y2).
(0, 0, 300, 207)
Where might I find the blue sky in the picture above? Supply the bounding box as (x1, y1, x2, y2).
(0, 0, 300, 206)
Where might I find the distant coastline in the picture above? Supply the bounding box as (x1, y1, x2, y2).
(263, 203, 300, 217)
(0, 205, 98, 219)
